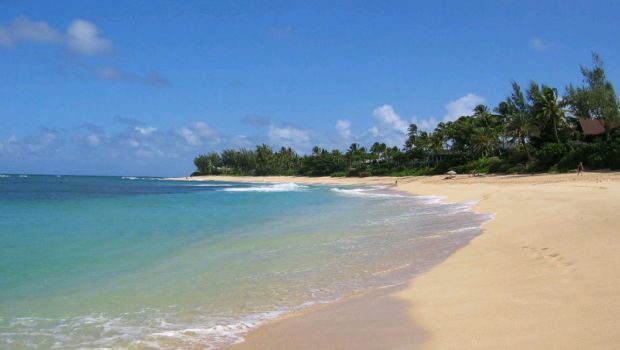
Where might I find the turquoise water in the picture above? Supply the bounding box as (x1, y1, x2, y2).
(0, 175, 490, 349)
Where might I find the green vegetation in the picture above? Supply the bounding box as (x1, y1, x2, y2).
(193, 54, 620, 177)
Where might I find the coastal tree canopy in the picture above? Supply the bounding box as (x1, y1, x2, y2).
(193, 54, 620, 177)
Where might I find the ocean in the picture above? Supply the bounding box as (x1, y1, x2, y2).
(0, 175, 491, 349)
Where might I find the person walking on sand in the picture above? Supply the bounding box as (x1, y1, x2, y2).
(577, 162, 584, 176)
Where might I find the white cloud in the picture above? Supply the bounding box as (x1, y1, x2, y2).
(268, 125, 312, 151)
(178, 121, 220, 146)
(363, 104, 410, 146)
(332, 106, 415, 147)
(530, 37, 547, 51)
(414, 116, 438, 131)
(335, 119, 352, 139)
(368, 126, 379, 137)
(135, 126, 157, 136)
(230, 134, 253, 148)
(97, 66, 122, 80)
(67, 19, 112, 55)
(10, 16, 61, 43)
(444, 93, 485, 122)
(373, 104, 408, 134)
(0, 17, 171, 85)
(242, 116, 314, 152)
(0, 16, 112, 56)
(86, 134, 101, 147)
(0, 16, 61, 47)
(126, 139, 140, 148)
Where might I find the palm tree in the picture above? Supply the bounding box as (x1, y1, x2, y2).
(405, 123, 419, 150)
(496, 82, 539, 159)
(540, 86, 565, 143)
(529, 82, 565, 143)
(471, 127, 499, 157)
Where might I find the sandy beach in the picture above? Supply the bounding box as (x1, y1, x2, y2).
(176, 173, 620, 349)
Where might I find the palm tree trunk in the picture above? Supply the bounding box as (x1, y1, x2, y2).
(521, 135, 532, 160)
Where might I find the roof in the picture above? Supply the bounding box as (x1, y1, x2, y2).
(579, 119, 606, 136)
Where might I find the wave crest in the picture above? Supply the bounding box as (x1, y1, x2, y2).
(329, 187, 405, 198)
(220, 183, 309, 193)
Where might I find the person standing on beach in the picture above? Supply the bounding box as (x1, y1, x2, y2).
(577, 162, 584, 175)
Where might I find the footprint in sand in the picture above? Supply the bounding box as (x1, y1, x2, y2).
(520, 246, 576, 276)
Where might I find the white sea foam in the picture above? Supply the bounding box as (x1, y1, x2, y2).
(1, 307, 314, 350)
(122, 176, 163, 181)
(413, 195, 445, 205)
(446, 226, 483, 234)
(0, 174, 9, 178)
(221, 183, 309, 192)
(329, 187, 405, 198)
(18, 175, 28, 178)
(371, 263, 411, 276)
(436, 200, 480, 215)
(150, 310, 286, 349)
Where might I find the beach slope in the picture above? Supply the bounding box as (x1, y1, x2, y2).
(179, 173, 620, 350)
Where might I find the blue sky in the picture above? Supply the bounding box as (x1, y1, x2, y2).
(1, 1, 619, 176)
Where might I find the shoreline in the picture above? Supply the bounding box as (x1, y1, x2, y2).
(172, 173, 620, 349)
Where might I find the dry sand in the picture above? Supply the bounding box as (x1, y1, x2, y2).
(174, 173, 620, 349)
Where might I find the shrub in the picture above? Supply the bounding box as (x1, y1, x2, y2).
(346, 168, 360, 177)
(505, 163, 527, 174)
(433, 154, 473, 174)
(370, 168, 390, 176)
(456, 157, 504, 174)
(557, 146, 589, 171)
(387, 168, 434, 176)
(534, 143, 570, 168)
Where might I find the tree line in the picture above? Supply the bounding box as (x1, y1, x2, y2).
(193, 54, 620, 177)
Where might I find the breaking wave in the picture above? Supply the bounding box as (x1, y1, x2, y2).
(221, 183, 309, 192)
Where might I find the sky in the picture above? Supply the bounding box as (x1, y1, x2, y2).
(1, 1, 619, 176)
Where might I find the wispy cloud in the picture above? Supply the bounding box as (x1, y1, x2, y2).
(113, 115, 145, 126)
(96, 66, 171, 86)
(0, 16, 111, 55)
(443, 93, 485, 122)
(6, 16, 62, 44)
(335, 119, 352, 139)
(67, 19, 112, 55)
(0, 121, 221, 165)
(267, 26, 296, 40)
(241, 115, 316, 152)
(2, 94, 493, 175)
(0, 16, 170, 86)
(268, 124, 312, 150)
(529, 37, 548, 52)
(412, 116, 438, 131)
(177, 122, 220, 146)
(0, 27, 13, 47)
(241, 115, 271, 126)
